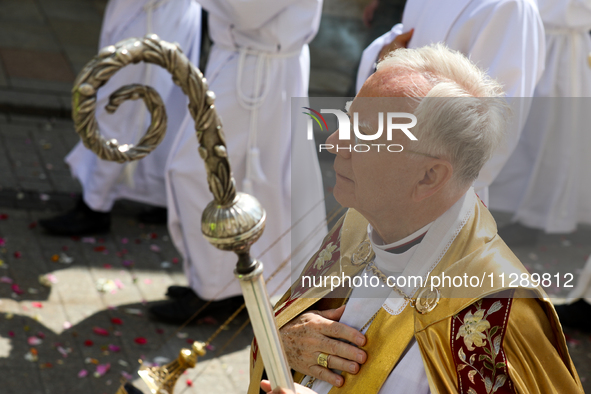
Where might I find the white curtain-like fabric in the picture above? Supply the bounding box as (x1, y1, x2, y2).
(489, 0, 591, 233)
(66, 0, 201, 211)
(165, 0, 327, 300)
(356, 0, 545, 205)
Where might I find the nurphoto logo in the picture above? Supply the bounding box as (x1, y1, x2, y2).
(303, 107, 418, 152)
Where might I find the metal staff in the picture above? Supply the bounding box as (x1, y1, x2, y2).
(72, 34, 294, 393)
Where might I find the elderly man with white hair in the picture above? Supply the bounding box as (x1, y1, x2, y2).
(249, 44, 582, 394)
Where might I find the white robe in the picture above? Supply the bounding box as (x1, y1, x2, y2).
(165, 0, 327, 300)
(568, 254, 591, 304)
(66, 0, 201, 211)
(355, 0, 545, 204)
(489, 0, 591, 233)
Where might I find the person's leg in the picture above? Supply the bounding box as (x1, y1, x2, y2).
(555, 255, 591, 333)
(554, 299, 591, 333)
(40, 0, 202, 235)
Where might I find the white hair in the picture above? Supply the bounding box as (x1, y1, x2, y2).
(377, 43, 509, 187)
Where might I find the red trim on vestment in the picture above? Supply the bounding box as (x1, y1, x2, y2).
(451, 290, 516, 393)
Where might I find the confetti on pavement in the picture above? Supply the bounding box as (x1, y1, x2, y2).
(58, 253, 74, 264)
(92, 327, 110, 337)
(25, 349, 38, 362)
(96, 279, 118, 293)
(28, 336, 42, 346)
(11, 284, 24, 295)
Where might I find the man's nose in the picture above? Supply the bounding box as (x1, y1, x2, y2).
(326, 130, 352, 158)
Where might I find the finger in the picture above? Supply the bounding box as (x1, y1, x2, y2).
(378, 46, 389, 62)
(262, 381, 296, 394)
(379, 41, 399, 61)
(318, 335, 367, 364)
(316, 305, 346, 321)
(398, 29, 414, 40)
(295, 383, 318, 394)
(397, 28, 414, 48)
(260, 380, 272, 393)
(309, 365, 345, 387)
(320, 318, 366, 347)
(271, 387, 294, 394)
(316, 352, 361, 375)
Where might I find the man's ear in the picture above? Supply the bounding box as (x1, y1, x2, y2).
(413, 159, 453, 201)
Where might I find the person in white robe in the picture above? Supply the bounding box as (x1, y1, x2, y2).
(489, 0, 591, 236)
(155, 0, 327, 320)
(355, 0, 545, 206)
(557, 253, 591, 333)
(40, 0, 202, 235)
(509, 0, 591, 332)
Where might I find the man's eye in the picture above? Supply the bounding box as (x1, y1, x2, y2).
(357, 129, 371, 136)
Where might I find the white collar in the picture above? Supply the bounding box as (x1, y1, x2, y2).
(370, 222, 433, 249)
(369, 222, 432, 274)
(367, 188, 477, 315)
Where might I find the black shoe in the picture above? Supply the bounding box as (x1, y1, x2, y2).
(39, 197, 111, 236)
(498, 222, 540, 247)
(555, 299, 591, 333)
(165, 285, 196, 300)
(137, 207, 167, 225)
(149, 288, 244, 324)
(121, 383, 144, 394)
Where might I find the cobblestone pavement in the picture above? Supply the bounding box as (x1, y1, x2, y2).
(0, 0, 590, 393)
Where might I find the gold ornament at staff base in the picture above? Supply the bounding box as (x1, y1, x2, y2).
(137, 342, 206, 394)
(72, 34, 293, 393)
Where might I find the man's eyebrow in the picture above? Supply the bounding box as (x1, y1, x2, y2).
(344, 100, 353, 117)
(343, 101, 374, 134)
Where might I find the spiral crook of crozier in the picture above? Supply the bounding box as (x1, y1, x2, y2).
(71, 34, 236, 205)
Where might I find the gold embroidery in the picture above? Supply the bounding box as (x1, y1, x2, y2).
(313, 242, 338, 269)
(456, 308, 490, 351)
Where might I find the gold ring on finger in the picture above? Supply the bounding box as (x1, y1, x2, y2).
(317, 352, 330, 368)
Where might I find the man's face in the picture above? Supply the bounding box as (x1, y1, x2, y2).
(326, 70, 427, 222)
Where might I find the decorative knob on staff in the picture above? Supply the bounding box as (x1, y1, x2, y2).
(72, 34, 294, 393)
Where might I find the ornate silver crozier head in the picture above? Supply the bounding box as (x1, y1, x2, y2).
(72, 34, 292, 393)
(201, 192, 266, 253)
